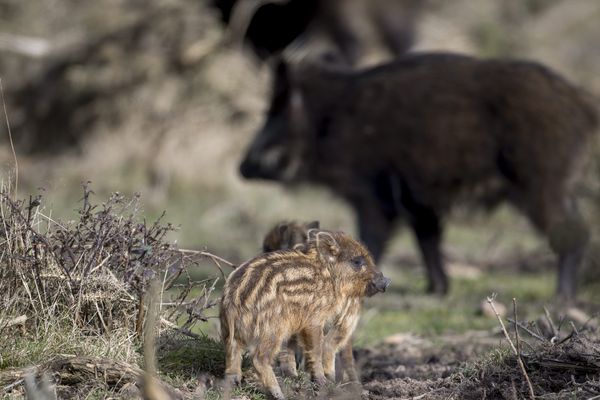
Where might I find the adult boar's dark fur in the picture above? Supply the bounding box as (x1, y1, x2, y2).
(239, 52, 599, 298)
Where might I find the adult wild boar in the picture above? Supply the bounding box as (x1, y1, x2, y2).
(239, 53, 598, 298)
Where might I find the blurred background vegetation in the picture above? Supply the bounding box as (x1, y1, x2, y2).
(1, 0, 599, 340)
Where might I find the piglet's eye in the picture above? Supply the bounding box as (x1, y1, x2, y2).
(350, 256, 365, 270)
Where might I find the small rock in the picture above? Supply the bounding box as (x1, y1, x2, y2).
(480, 299, 507, 319)
(118, 382, 141, 399)
(447, 262, 482, 280)
(565, 307, 596, 328)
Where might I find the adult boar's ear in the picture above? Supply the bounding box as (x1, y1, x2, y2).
(314, 231, 340, 263)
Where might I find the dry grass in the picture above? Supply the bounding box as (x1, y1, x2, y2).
(452, 324, 600, 399)
(0, 184, 224, 397)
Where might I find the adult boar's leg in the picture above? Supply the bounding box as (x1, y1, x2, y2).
(410, 208, 448, 295)
(397, 184, 448, 295)
(554, 208, 589, 301)
(556, 242, 586, 301)
(353, 172, 448, 294)
(351, 172, 402, 262)
(353, 199, 395, 263)
(540, 200, 588, 301)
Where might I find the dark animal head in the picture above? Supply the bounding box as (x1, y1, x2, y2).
(307, 230, 390, 298)
(240, 60, 308, 182)
(262, 220, 320, 252)
(212, 0, 319, 60)
(239, 59, 345, 183)
(211, 0, 419, 65)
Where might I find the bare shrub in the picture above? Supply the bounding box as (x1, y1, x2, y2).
(0, 183, 222, 366)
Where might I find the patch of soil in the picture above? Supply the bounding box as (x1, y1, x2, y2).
(357, 331, 498, 399)
(357, 331, 600, 399)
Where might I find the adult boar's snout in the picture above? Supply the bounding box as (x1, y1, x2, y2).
(239, 155, 261, 179)
(239, 131, 285, 180)
(239, 146, 289, 180)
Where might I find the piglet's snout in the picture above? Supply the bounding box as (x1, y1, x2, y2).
(373, 273, 391, 292)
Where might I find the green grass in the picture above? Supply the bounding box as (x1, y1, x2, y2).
(6, 181, 598, 400)
(0, 323, 141, 370)
(355, 268, 555, 345)
(158, 333, 227, 378)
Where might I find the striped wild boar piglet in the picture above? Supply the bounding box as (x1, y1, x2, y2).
(262, 221, 360, 383)
(262, 221, 320, 379)
(220, 230, 390, 399)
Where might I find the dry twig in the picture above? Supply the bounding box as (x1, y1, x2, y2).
(544, 307, 559, 343)
(506, 318, 547, 343)
(487, 294, 536, 400)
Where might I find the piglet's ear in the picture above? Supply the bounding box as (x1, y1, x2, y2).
(314, 231, 340, 263)
(305, 220, 320, 230)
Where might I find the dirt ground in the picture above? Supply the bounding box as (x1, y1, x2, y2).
(220, 324, 599, 399)
(1, 1, 600, 399)
(358, 331, 499, 399)
(358, 332, 600, 399)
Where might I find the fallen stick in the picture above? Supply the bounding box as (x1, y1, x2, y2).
(0, 356, 183, 398)
(0, 315, 27, 329)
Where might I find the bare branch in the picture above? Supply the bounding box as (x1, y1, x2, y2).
(487, 295, 535, 400)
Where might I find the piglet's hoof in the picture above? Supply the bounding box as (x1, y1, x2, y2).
(341, 380, 363, 390)
(269, 387, 285, 400)
(313, 375, 328, 387)
(280, 365, 298, 378)
(224, 373, 241, 387)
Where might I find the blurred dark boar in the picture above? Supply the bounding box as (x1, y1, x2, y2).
(212, 0, 420, 65)
(220, 230, 389, 399)
(239, 53, 599, 299)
